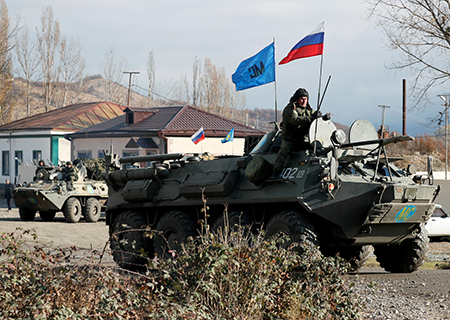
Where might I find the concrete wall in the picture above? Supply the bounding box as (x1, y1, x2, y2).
(433, 179, 450, 210)
(167, 137, 244, 156)
(72, 137, 162, 159)
(72, 136, 246, 159)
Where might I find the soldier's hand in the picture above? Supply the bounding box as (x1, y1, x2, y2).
(314, 110, 322, 118)
(322, 113, 331, 121)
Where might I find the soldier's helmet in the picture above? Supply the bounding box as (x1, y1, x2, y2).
(66, 161, 72, 166)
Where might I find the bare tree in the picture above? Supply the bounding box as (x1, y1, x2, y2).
(0, 0, 17, 124)
(99, 46, 126, 104)
(193, 58, 246, 120)
(192, 56, 200, 107)
(57, 35, 86, 107)
(15, 25, 40, 116)
(146, 50, 155, 104)
(367, 0, 450, 108)
(36, 6, 60, 111)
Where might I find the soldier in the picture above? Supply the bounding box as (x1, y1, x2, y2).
(62, 161, 78, 188)
(273, 88, 331, 177)
(4, 179, 13, 210)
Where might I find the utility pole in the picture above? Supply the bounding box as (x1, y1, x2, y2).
(378, 105, 391, 138)
(123, 71, 140, 106)
(439, 95, 449, 180)
(402, 79, 406, 135)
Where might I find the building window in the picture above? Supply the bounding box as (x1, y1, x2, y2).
(122, 151, 138, 169)
(122, 151, 138, 158)
(15, 151, 23, 177)
(2, 151, 9, 175)
(98, 151, 106, 159)
(77, 150, 92, 159)
(33, 150, 42, 165)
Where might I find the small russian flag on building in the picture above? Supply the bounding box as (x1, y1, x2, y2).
(279, 21, 325, 65)
(191, 127, 205, 144)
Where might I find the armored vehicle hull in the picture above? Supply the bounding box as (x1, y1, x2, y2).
(105, 119, 439, 272)
(13, 160, 108, 223)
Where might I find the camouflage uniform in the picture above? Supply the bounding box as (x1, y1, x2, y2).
(62, 162, 79, 183)
(273, 89, 318, 174)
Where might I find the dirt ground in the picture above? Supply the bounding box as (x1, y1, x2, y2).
(0, 203, 115, 266)
(1, 201, 450, 290)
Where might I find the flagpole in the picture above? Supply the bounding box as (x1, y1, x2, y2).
(313, 54, 324, 155)
(316, 54, 324, 110)
(273, 37, 278, 125)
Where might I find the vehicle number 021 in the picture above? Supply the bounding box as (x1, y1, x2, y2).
(280, 167, 305, 179)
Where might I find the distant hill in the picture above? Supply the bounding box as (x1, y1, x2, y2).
(9, 75, 349, 135)
(11, 76, 444, 171)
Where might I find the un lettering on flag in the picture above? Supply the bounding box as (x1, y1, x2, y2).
(249, 62, 265, 79)
(232, 42, 275, 91)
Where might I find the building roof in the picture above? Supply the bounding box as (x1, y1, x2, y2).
(69, 105, 264, 138)
(0, 102, 126, 132)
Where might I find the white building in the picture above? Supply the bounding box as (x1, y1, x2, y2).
(0, 102, 126, 182)
(67, 105, 265, 160)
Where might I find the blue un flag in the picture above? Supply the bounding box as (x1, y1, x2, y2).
(232, 42, 275, 91)
(221, 128, 234, 143)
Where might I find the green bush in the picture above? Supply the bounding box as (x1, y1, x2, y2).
(0, 225, 361, 319)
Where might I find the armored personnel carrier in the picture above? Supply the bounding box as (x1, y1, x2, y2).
(13, 159, 108, 223)
(104, 118, 439, 272)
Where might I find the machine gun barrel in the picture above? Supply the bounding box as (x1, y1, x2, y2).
(119, 153, 184, 164)
(341, 135, 413, 149)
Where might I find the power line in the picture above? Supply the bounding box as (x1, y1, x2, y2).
(131, 84, 183, 105)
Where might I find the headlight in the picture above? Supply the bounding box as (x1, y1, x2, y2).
(331, 129, 346, 145)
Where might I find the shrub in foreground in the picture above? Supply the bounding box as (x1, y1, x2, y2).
(0, 227, 361, 319)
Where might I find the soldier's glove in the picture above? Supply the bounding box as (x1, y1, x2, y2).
(314, 110, 322, 118)
(322, 113, 331, 121)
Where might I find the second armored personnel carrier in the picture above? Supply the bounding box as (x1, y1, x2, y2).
(13, 159, 108, 223)
(104, 118, 439, 273)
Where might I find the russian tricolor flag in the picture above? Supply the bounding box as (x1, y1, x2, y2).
(279, 21, 325, 65)
(191, 127, 205, 144)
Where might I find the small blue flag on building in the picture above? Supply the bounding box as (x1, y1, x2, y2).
(232, 42, 275, 91)
(221, 128, 234, 143)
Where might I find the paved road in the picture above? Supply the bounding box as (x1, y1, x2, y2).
(0, 205, 115, 265)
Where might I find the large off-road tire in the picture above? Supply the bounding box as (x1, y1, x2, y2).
(154, 211, 197, 259)
(109, 211, 153, 270)
(321, 245, 372, 271)
(374, 224, 429, 273)
(84, 198, 101, 222)
(212, 211, 253, 234)
(39, 210, 56, 222)
(265, 210, 318, 254)
(62, 197, 82, 223)
(19, 208, 36, 221)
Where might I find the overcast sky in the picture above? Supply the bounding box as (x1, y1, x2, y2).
(7, 0, 448, 136)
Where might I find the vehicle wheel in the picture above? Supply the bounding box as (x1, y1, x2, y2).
(321, 245, 372, 271)
(39, 210, 56, 222)
(19, 208, 36, 221)
(154, 211, 197, 259)
(212, 211, 253, 234)
(62, 198, 82, 223)
(110, 211, 153, 270)
(265, 210, 318, 254)
(374, 224, 429, 273)
(84, 198, 101, 222)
